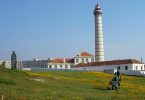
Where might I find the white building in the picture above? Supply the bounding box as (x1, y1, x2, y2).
(22, 59, 49, 68)
(74, 59, 145, 71)
(4, 61, 11, 69)
(17, 61, 23, 69)
(74, 52, 95, 65)
(0, 61, 3, 65)
(2, 61, 23, 69)
(48, 58, 74, 69)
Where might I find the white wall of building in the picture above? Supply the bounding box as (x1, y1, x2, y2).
(0, 61, 3, 65)
(22, 59, 48, 68)
(4, 61, 11, 69)
(74, 64, 145, 71)
(48, 63, 73, 69)
(74, 57, 95, 65)
(120, 70, 145, 77)
(17, 61, 23, 69)
(22, 68, 31, 71)
(133, 64, 145, 70)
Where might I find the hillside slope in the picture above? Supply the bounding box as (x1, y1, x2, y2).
(0, 67, 145, 100)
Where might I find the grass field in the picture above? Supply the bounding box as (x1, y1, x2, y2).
(0, 66, 145, 100)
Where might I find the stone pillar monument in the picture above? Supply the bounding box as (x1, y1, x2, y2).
(11, 51, 17, 69)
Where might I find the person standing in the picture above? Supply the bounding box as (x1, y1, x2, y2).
(116, 69, 121, 89)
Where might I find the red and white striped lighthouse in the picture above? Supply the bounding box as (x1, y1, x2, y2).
(94, 4, 104, 62)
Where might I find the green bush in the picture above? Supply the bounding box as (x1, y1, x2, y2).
(0, 77, 16, 85)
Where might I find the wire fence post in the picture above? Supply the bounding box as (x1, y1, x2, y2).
(2, 94, 3, 100)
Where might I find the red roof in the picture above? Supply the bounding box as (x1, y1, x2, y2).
(75, 59, 144, 67)
(76, 52, 93, 57)
(94, 4, 102, 15)
(95, 4, 101, 10)
(49, 58, 74, 63)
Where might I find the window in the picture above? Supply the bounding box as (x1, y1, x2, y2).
(55, 65, 57, 69)
(136, 66, 138, 70)
(49, 65, 52, 69)
(65, 65, 68, 69)
(82, 59, 84, 63)
(141, 66, 143, 70)
(71, 65, 73, 68)
(125, 66, 128, 70)
(91, 58, 94, 62)
(117, 67, 120, 70)
(76, 59, 79, 63)
(86, 58, 88, 63)
(60, 65, 62, 69)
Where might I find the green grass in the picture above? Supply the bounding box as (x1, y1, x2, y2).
(0, 66, 145, 100)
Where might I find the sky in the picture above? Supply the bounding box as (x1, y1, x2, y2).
(0, 0, 145, 61)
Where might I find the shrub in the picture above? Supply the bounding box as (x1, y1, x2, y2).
(0, 77, 16, 85)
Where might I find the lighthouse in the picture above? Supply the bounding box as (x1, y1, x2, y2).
(94, 4, 104, 62)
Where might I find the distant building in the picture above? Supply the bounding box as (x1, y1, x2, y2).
(17, 61, 23, 69)
(22, 59, 48, 69)
(4, 61, 11, 69)
(3, 60, 23, 69)
(0, 61, 3, 65)
(48, 58, 74, 69)
(47, 52, 95, 70)
(74, 59, 145, 71)
(74, 52, 95, 65)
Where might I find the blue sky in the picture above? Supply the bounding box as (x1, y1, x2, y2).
(0, 0, 145, 61)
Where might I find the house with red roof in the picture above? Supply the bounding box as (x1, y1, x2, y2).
(74, 59, 145, 71)
(47, 52, 95, 69)
(48, 58, 74, 69)
(74, 52, 95, 65)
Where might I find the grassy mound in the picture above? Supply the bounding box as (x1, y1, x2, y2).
(0, 66, 145, 100)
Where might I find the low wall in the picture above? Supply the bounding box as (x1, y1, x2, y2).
(31, 68, 85, 72)
(120, 70, 145, 77)
(22, 68, 31, 71)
